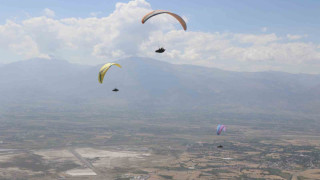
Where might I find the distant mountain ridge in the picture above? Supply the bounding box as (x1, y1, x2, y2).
(0, 57, 320, 116)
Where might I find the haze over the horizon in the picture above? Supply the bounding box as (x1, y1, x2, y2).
(1, 56, 320, 116)
(0, 0, 320, 74)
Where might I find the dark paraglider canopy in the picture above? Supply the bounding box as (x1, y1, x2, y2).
(112, 88, 119, 92)
(217, 145, 223, 148)
(155, 47, 165, 53)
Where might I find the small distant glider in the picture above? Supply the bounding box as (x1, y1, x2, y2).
(216, 124, 226, 135)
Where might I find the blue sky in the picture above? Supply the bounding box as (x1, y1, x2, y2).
(1, 0, 319, 37)
(0, 0, 319, 73)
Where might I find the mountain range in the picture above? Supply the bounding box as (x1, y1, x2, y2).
(0, 57, 319, 118)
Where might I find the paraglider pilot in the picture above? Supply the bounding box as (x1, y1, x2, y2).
(155, 47, 165, 53)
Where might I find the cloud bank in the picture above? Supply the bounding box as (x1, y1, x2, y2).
(0, 0, 320, 73)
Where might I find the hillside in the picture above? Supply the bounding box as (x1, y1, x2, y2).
(0, 57, 319, 116)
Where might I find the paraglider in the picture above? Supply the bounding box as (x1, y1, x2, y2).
(216, 124, 226, 148)
(141, 10, 187, 31)
(216, 124, 226, 135)
(98, 63, 122, 91)
(142, 10, 187, 53)
(98, 63, 122, 84)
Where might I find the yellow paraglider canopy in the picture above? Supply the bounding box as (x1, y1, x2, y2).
(98, 63, 122, 84)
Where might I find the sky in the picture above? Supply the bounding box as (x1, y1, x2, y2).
(0, 0, 319, 73)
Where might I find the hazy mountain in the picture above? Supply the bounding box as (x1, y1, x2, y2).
(0, 57, 320, 116)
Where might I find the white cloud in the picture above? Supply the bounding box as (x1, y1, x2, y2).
(261, 27, 267, 32)
(90, 12, 102, 17)
(0, 0, 320, 73)
(233, 33, 278, 45)
(43, 8, 55, 18)
(287, 34, 308, 40)
(225, 42, 320, 63)
(141, 31, 320, 67)
(0, 20, 49, 59)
